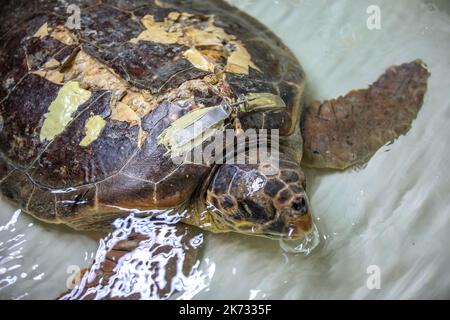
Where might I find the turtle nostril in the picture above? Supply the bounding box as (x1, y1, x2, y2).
(292, 197, 307, 214)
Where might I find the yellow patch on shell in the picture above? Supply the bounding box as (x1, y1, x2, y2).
(33, 22, 49, 38)
(79, 115, 106, 147)
(167, 12, 181, 21)
(185, 28, 223, 47)
(130, 15, 182, 44)
(120, 90, 156, 117)
(32, 50, 127, 93)
(226, 44, 261, 74)
(33, 23, 77, 45)
(33, 48, 156, 132)
(157, 106, 216, 157)
(182, 48, 215, 72)
(200, 49, 222, 61)
(33, 69, 65, 83)
(110, 100, 149, 148)
(63, 51, 126, 93)
(50, 25, 77, 45)
(40, 81, 92, 142)
(130, 12, 260, 75)
(242, 92, 286, 112)
(43, 58, 61, 69)
(111, 102, 141, 126)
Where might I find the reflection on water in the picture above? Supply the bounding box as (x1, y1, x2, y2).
(0, 210, 42, 299)
(57, 208, 316, 300)
(60, 213, 213, 300)
(0, 204, 316, 300)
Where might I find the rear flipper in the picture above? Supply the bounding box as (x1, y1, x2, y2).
(301, 60, 430, 170)
(59, 216, 203, 300)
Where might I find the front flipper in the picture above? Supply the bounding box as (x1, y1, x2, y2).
(59, 215, 204, 300)
(302, 60, 430, 170)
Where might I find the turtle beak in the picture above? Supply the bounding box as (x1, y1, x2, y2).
(288, 213, 314, 239)
(285, 194, 316, 240)
(262, 211, 314, 240)
(261, 215, 320, 254)
(262, 193, 315, 239)
(280, 221, 320, 254)
(261, 199, 320, 254)
(282, 198, 320, 254)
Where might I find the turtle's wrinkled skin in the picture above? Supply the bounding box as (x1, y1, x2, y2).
(0, 0, 311, 239)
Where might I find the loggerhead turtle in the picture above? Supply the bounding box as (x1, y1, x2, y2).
(0, 0, 429, 299)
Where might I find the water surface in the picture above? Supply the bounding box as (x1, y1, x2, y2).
(1, 0, 449, 299)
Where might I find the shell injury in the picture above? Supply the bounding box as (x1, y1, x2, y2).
(79, 115, 106, 147)
(32, 23, 157, 146)
(130, 12, 261, 75)
(40, 81, 92, 142)
(33, 22, 77, 45)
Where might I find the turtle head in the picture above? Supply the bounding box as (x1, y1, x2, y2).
(204, 160, 315, 241)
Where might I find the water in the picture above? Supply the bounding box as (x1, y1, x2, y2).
(1, 0, 450, 299)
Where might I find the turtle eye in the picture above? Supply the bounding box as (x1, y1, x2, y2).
(291, 197, 307, 215)
(238, 201, 257, 217)
(238, 199, 275, 222)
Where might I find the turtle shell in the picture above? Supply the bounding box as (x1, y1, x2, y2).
(0, 0, 306, 230)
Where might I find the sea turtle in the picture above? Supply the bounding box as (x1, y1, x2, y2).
(0, 0, 429, 299)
